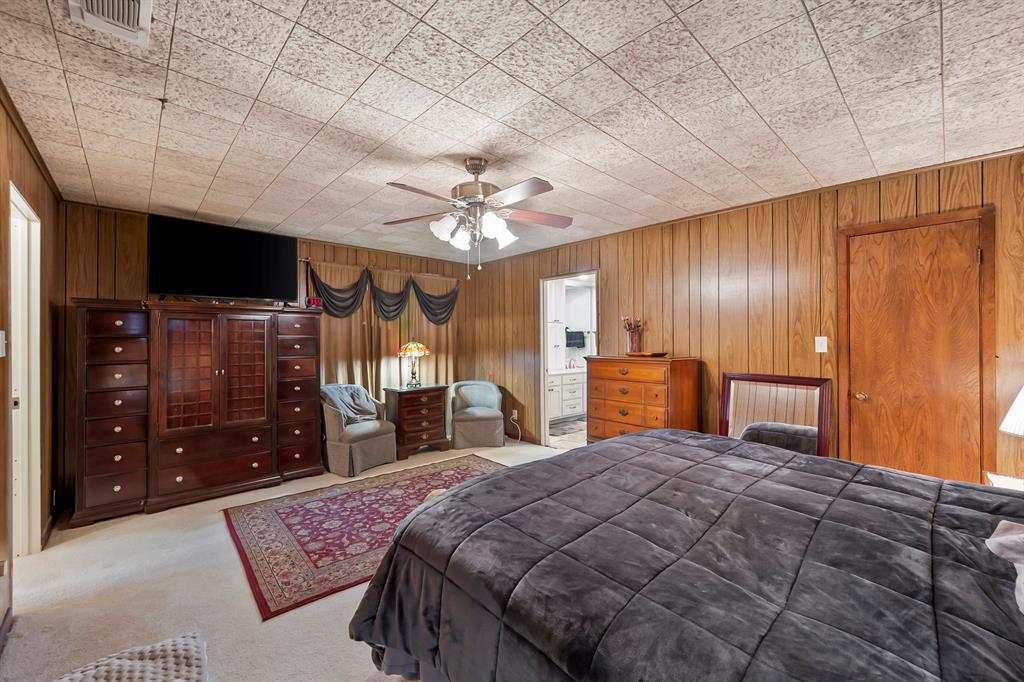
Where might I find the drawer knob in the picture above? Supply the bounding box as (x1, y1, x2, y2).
(420, 408, 428, 415)
(113, 484, 122, 492)
(251, 462, 259, 469)
(175, 475, 184, 483)
(618, 387, 629, 395)
(294, 364, 301, 370)
(293, 429, 301, 435)
(114, 319, 124, 327)
(114, 372, 123, 380)
(420, 396, 429, 403)
(618, 408, 629, 417)
(293, 452, 301, 459)
(421, 420, 429, 427)
(293, 406, 301, 413)
(251, 436, 260, 442)
(113, 399, 123, 406)
(175, 447, 184, 454)
(114, 345, 123, 353)
(113, 425, 123, 433)
(293, 344, 301, 349)
(113, 454, 122, 462)
(293, 386, 301, 392)
(618, 368, 629, 375)
(293, 323, 301, 328)
(420, 433, 429, 440)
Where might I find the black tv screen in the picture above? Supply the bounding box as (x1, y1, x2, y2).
(148, 215, 298, 301)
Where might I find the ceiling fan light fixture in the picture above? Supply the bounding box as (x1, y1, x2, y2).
(449, 227, 472, 251)
(480, 211, 506, 239)
(495, 225, 518, 249)
(429, 213, 457, 241)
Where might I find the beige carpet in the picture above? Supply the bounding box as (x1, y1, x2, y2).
(0, 444, 559, 682)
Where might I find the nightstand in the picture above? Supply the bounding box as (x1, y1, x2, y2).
(383, 385, 451, 459)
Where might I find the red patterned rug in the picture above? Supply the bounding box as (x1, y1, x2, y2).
(223, 455, 503, 620)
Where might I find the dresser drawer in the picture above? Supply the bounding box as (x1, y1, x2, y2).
(644, 384, 668, 407)
(279, 378, 319, 400)
(398, 390, 445, 408)
(87, 336, 148, 363)
(278, 442, 321, 472)
(85, 442, 147, 476)
(401, 427, 446, 446)
(588, 398, 607, 420)
(83, 470, 147, 508)
(158, 451, 272, 496)
(604, 400, 645, 427)
(606, 380, 643, 404)
(645, 406, 669, 428)
(278, 398, 319, 422)
(85, 415, 147, 446)
(277, 357, 316, 379)
(606, 422, 647, 438)
(86, 363, 148, 390)
(590, 362, 667, 383)
(402, 402, 444, 420)
(587, 418, 606, 440)
(277, 336, 317, 357)
(588, 380, 606, 399)
(85, 389, 148, 418)
(87, 310, 147, 337)
(157, 426, 271, 465)
(279, 314, 317, 336)
(406, 413, 445, 433)
(279, 419, 317, 445)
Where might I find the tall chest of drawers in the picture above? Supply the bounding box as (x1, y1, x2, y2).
(585, 356, 699, 442)
(276, 313, 324, 480)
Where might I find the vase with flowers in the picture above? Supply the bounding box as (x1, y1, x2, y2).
(622, 316, 641, 353)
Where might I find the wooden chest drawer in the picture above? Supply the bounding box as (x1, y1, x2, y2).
(645, 406, 669, 428)
(157, 426, 271, 465)
(644, 384, 668, 407)
(278, 442, 321, 472)
(279, 378, 319, 400)
(607, 380, 643, 403)
(86, 363, 148, 390)
(85, 441, 147, 476)
(587, 418, 606, 440)
(277, 357, 316, 379)
(87, 336, 148, 363)
(401, 426, 446, 446)
(86, 389, 148, 418)
(398, 389, 445, 408)
(277, 336, 317, 357)
(402, 402, 444, 419)
(406, 413, 445, 433)
(83, 470, 147, 508)
(278, 398, 318, 422)
(87, 310, 147, 337)
(279, 314, 317, 336)
(279, 419, 317, 445)
(588, 380, 606, 399)
(605, 400, 645, 427)
(590, 361, 667, 383)
(588, 398, 607, 420)
(605, 422, 647, 438)
(85, 415, 147, 446)
(158, 451, 272, 496)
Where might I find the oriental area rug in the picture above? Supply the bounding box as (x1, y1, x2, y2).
(224, 455, 504, 620)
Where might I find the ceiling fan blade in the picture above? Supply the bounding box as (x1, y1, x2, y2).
(503, 207, 573, 229)
(382, 211, 451, 226)
(386, 181, 459, 205)
(485, 177, 553, 207)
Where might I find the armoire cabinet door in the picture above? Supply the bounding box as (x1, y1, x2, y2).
(159, 313, 217, 434)
(221, 314, 273, 427)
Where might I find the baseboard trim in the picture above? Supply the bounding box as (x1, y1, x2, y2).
(0, 606, 13, 657)
(41, 514, 54, 550)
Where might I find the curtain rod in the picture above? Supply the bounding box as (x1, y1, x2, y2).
(302, 259, 457, 280)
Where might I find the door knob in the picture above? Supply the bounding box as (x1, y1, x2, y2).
(854, 391, 869, 401)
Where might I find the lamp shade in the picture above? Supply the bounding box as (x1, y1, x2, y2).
(1000, 385, 1024, 437)
(398, 341, 430, 358)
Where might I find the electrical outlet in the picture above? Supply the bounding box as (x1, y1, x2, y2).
(511, 409, 519, 420)
(814, 336, 828, 353)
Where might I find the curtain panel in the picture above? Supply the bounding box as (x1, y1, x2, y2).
(312, 262, 457, 400)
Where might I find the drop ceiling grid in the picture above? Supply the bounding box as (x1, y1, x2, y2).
(0, 0, 1020, 262)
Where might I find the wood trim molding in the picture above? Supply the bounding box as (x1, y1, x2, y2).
(0, 80, 61, 200)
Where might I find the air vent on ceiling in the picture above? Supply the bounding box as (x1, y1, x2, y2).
(68, 0, 153, 49)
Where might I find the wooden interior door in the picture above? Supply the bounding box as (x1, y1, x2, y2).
(157, 312, 218, 436)
(839, 208, 995, 482)
(220, 314, 272, 427)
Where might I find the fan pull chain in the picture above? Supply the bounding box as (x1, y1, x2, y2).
(477, 242, 482, 271)
(466, 246, 471, 280)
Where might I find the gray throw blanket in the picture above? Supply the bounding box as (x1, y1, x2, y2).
(320, 384, 378, 425)
(350, 429, 1024, 681)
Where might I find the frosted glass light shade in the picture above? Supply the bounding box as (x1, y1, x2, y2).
(495, 225, 518, 249)
(429, 214, 457, 241)
(1000, 386, 1024, 437)
(449, 227, 471, 250)
(480, 211, 506, 239)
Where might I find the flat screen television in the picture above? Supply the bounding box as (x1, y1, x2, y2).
(148, 215, 298, 301)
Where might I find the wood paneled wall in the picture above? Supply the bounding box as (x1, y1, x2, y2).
(459, 152, 1024, 478)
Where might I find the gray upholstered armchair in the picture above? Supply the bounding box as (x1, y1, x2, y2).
(449, 381, 504, 449)
(320, 384, 397, 476)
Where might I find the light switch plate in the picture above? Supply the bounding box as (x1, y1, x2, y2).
(0, 330, 5, 358)
(814, 336, 828, 353)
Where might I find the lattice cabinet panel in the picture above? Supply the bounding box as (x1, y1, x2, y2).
(223, 316, 271, 425)
(163, 316, 215, 431)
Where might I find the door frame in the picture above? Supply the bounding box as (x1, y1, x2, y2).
(837, 205, 996, 476)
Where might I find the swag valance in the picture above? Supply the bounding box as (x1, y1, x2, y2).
(309, 266, 459, 325)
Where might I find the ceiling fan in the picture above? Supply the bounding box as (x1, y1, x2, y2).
(383, 157, 573, 261)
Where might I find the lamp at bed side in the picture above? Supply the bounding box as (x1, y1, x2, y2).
(1000, 386, 1024, 437)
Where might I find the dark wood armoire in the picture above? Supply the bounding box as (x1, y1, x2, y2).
(69, 299, 323, 526)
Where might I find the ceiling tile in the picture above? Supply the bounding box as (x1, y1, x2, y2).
(158, 127, 230, 161)
(717, 15, 823, 90)
(603, 18, 707, 90)
(845, 75, 942, 135)
(66, 73, 162, 124)
(861, 116, 943, 173)
(0, 54, 69, 101)
(153, 149, 219, 185)
(35, 139, 87, 166)
(274, 25, 376, 96)
(343, 145, 428, 185)
(298, 0, 417, 62)
(278, 159, 347, 187)
(546, 121, 638, 171)
(244, 101, 321, 142)
(674, 92, 760, 138)
(387, 124, 458, 158)
(80, 129, 156, 162)
(231, 125, 305, 159)
(0, 13, 61, 67)
(384, 23, 486, 93)
(550, 62, 634, 118)
(809, 0, 937, 54)
(762, 92, 860, 153)
(222, 146, 290, 174)
(505, 142, 574, 173)
(161, 103, 241, 144)
(86, 148, 155, 176)
(56, 33, 166, 98)
(415, 98, 494, 141)
(257, 69, 347, 121)
(251, 0, 306, 19)
(352, 68, 443, 121)
(169, 29, 272, 97)
(209, 175, 269, 200)
(216, 162, 277, 190)
(8, 88, 77, 130)
(680, 0, 804, 54)
(644, 60, 735, 119)
(47, 0, 175, 67)
(75, 103, 158, 145)
(3, 0, 51, 25)
(943, 0, 1024, 84)
(741, 58, 838, 114)
(501, 96, 580, 139)
(462, 122, 535, 159)
(552, 0, 673, 56)
(449, 65, 537, 120)
(829, 14, 940, 91)
(175, 0, 293, 63)
(492, 20, 594, 91)
(424, 0, 544, 59)
(589, 95, 695, 156)
(796, 134, 876, 186)
(165, 71, 254, 124)
(328, 100, 407, 141)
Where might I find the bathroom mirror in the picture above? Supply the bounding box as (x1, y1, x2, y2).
(720, 373, 832, 456)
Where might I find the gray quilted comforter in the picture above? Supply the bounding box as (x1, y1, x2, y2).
(350, 430, 1024, 681)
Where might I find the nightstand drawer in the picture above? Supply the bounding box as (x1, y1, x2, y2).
(402, 403, 444, 419)
(401, 427, 446, 446)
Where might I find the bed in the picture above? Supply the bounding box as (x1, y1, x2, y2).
(349, 430, 1024, 681)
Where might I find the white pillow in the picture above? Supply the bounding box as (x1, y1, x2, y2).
(986, 520, 1024, 614)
